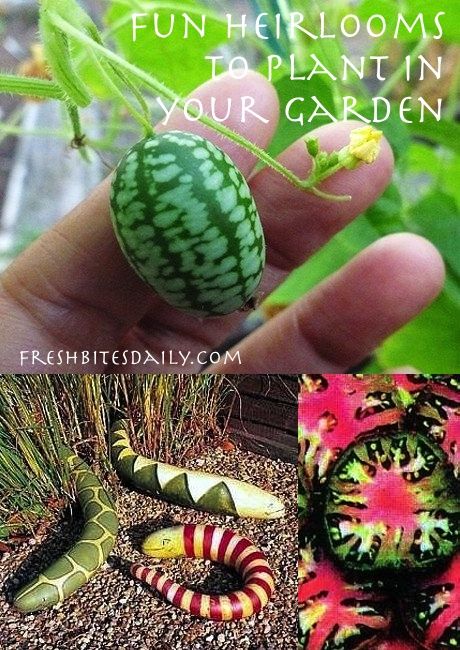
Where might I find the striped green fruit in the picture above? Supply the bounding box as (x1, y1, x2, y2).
(110, 131, 265, 317)
(13, 447, 118, 613)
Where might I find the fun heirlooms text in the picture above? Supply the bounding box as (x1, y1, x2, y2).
(131, 10, 448, 125)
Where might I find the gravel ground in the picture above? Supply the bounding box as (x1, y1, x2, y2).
(0, 447, 296, 650)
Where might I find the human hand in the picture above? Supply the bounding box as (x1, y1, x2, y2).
(0, 72, 445, 373)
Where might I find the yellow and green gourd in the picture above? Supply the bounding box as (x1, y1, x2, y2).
(110, 131, 265, 316)
(110, 420, 285, 519)
(13, 448, 118, 613)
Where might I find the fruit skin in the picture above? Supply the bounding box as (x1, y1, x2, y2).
(374, 640, 420, 650)
(324, 431, 460, 572)
(298, 537, 391, 650)
(402, 552, 460, 649)
(409, 376, 460, 478)
(110, 131, 265, 317)
(110, 420, 285, 519)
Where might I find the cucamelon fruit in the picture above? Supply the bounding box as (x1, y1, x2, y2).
(110, 131, 265, 317)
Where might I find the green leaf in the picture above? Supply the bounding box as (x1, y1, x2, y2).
(74, 54, 114, 100)
(357, 0, 460, 44)
(406, 141, 440, 176)
(105, 1, 227, 95)
(356, 0, 396, 24)
(409, 119, 460, 154)
(249, 0, 291, 58)
(439, 154, 460, 202)
(402, 0, 460, 44)
(378, 291, 460, 370)
(364, 183, 405, 236)
(405, 142, 460, 205)
(39, 12, 92, 107)
(268, 74, 336, 156)
(407, 190, 460, 276)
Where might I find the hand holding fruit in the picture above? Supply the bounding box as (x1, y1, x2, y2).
(0, 72, 445, 373)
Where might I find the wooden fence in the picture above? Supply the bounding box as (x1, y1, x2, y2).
(224, 375, 298, 463)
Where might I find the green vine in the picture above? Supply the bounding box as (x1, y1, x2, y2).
(0, 75, 63, 100)
(86, 50, 154, 136)
(67, 102, 90, 161)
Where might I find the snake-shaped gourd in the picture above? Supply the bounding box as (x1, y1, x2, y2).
(13, 447, 119, 613)
(131, 523, 275, 620)
(110, 420, 285, 519)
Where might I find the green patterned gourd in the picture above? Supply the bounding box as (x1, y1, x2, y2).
(110, 131, 265, 317)
(110, 420, 285, 519)
(13, 448, 119, 613)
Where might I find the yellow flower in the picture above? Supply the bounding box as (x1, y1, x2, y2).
(348, 126, 383, 164)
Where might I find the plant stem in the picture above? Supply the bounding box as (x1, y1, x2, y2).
(48, 12, 362, 200)
(87, 49, 154, 136)
(111, 66, 153, 130)
(0, 125, 70, 138)
(66, 103, 90, 161)
(0, 106, 24, 145)
(379, 39, 429, 99)
(0, 74, 63, 100)
(48, 11, 309, 188)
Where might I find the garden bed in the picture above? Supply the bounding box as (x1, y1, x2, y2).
(0, 446, 296, 650)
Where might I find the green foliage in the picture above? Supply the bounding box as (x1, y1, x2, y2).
(378, 292, 460, 371)
(409, 120, 460, 155)
(268, 75, 336, 156)
(358, 0, 460, 44)
(0, 375, 227, 539)
(408, 191, 460, 277)
(39, 0, 98, 106)
(105, 1, 227, 95)
(266, 216, 381, 304)
(263, 0, 460, 369)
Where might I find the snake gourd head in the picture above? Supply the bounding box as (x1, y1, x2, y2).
(142, 527, 186, 558)
(262, 495, 286, 519)
(234, 485, 285, 519)
(110, 419, 286, 520)
(13, 579, 60, 613)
